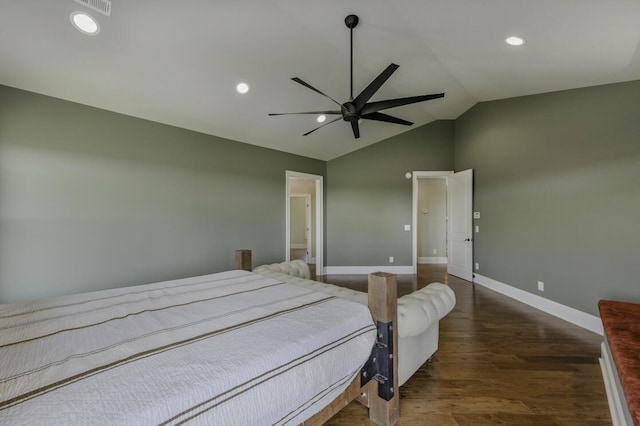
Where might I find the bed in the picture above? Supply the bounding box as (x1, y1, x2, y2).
(0, 251, 400, 425)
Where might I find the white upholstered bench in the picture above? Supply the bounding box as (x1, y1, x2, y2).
(254, 260, 456, 386)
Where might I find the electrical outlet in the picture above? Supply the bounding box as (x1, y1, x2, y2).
(475, 262, 479, 270)
(389, 256, 394, 263)
(475, 225, 479, 233)
(404, 224, 411, 231)
(538, 281, 544, 292)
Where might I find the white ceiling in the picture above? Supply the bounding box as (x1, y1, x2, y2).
(1, 1, 639, 160)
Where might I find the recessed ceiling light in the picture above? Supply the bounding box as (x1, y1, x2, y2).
(70, 11, 100, 35)
(505, 36, 526, 46)
(317, 115, 326, 123)
(236, 82, 249, 94)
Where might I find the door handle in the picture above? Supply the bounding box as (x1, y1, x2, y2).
(465, 238, 473, 242)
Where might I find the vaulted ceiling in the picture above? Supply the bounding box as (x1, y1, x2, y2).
(1, 1, 639, 160)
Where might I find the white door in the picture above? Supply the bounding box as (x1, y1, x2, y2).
(447, 169, 473, 281)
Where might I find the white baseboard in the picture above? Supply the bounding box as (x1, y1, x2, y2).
(418, 257, 447, 264)
(324, 266, 413, 275)
(473, 274, 603, 335)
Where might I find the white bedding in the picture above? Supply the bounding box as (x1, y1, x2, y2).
(0, 270, 376, 425)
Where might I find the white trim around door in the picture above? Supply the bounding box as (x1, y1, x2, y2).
(286, 171, 323, 274)
(412, 171, 453, 274)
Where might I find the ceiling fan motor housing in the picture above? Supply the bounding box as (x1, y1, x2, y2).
(345, 14, 359, 29)
(341, 102, 358, 122)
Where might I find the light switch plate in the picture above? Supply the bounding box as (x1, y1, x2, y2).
(473, 212, 480, 219)
(404, 224, 411, 231)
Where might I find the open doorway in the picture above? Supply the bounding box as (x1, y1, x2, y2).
(289, 194, 311, 262)
(413, 172, 451, 274)
(412, 170, 473, 281)
(417, 178, 448, 265)
(286, 171, 323, 277)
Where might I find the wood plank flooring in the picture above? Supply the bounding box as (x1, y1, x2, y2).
(319, 265, 610, 425)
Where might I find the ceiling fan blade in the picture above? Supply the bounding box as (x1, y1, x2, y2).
(268, 111, 342, 116)
(361, 93, 444, 115)
(361, 112, 413, 126)
(350, 120, 360, 139)
(352, 63, 399, 111)
(303, 117, 342, 136)
(291, 77, 342, 107)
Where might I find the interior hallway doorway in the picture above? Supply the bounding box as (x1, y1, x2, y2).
(286, 171, 324, 274)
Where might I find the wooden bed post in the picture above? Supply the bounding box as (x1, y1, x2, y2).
(367, 272, 399, 426)
(235, 249, 252, 271)
(302, 271, 399, 426)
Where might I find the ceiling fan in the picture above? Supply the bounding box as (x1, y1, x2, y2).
(269, 14, 444, 139)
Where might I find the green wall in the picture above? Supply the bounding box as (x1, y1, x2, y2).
(455, 80, 640, 315)
(326, 121, 454, 266)
(0, 85, 325, 303)
(4, 78, 640, 317)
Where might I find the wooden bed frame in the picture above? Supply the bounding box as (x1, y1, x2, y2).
(235, 250, 399, 426)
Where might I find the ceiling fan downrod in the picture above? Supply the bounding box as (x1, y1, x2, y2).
(345, 14, 359, 101)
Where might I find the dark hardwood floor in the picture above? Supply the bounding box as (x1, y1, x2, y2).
(320, 265, 610, 425)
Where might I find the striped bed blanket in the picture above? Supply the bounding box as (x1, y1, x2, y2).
(0, 270, 376, 425)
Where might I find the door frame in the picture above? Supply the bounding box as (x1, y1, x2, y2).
(412, 171, 454, 274)
(286, 171, 323, 274)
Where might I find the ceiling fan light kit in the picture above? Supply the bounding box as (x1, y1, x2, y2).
(269, 14, 444, 139)
(506, 36, 526, 46)
(236, 82, 250, 94)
